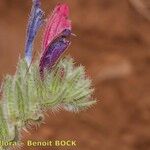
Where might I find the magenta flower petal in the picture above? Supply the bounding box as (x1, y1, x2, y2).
(39, 3, 72, 78)
(42, 3, 71, 51)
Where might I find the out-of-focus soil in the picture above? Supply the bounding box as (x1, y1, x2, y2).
(0, 0, 150, 150)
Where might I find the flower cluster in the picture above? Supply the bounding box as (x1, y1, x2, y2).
(0, 0, 96, 149)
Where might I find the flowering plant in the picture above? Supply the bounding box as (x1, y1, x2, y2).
(0, 0, 95, 149)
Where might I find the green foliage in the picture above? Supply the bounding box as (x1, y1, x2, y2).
(0, 56, 95, 146)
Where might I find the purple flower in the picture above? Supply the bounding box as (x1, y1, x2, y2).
(25, 0, 44, 65)
(39, 3, 72, 78)
(39, 29, 71, 78)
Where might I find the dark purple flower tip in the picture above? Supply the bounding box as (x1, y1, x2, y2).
(39, 29, 71, 78)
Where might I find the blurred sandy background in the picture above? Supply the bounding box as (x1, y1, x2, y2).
(0, 0, 150, 150)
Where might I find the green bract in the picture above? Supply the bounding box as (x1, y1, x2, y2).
(0, 56, 95, 148)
